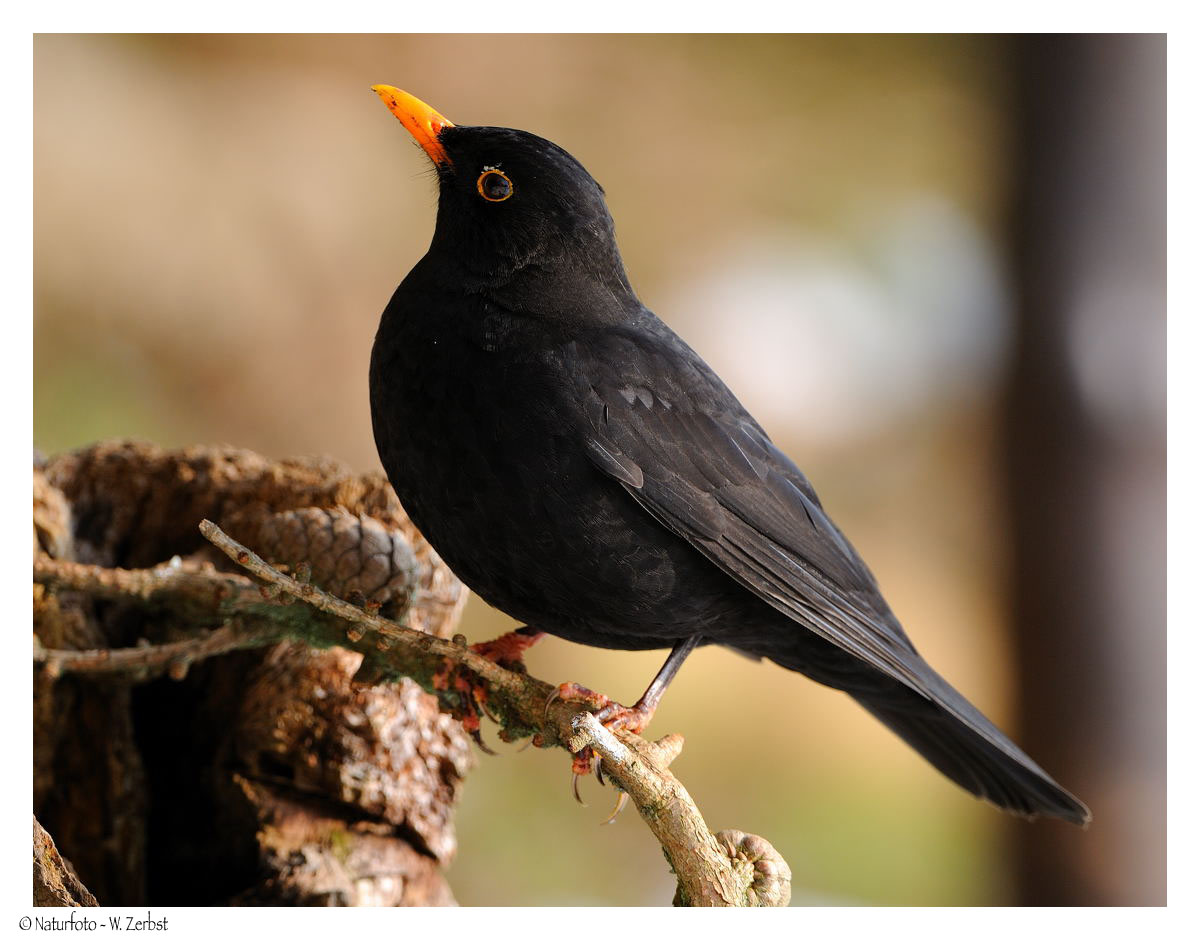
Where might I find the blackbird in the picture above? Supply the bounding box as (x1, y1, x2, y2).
(367, 86, 1089, 825)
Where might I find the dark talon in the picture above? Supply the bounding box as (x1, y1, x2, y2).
(470, 729, 497, 755)
(476, 692, 501, 725)
(571, 770, 587, 806)
(600, 791, 629, 825)
(431, 629, 545, 744)
(595, 756, 605, 786)
(544, 686, 562, 721)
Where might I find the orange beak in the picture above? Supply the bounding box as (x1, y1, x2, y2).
(371, 85, 455, 167)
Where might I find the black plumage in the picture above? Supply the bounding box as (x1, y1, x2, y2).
(367, 87, 1089, 824)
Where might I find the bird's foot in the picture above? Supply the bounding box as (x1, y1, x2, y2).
(547, 681, 650, 821)
(432, 629, 545, 749)
(549, 681, 655, 736)
(469, 629, 545, 672)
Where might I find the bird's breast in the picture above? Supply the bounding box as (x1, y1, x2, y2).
(368, 296, 742, 645)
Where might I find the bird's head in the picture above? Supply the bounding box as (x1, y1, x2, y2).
(372, 86, 630, 301)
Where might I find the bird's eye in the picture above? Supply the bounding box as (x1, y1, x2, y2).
(476, 169, 513, 202)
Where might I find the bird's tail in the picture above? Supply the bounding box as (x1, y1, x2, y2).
(770, 650, 1091, 824)
(853, 688, 1090, 825)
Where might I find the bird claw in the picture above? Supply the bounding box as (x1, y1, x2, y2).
(470, 629, 544, 671)
(431, 629, 545, 748)
(547, 680, 655, 822)
(549, 681, 653, 737)
(543, 686, 560, 722)
(548, 681, 616, 717)
(567, 756, 629, 822)
(474, 688, 501, 725)
(469, 728, 497, 756)
(571, 768, 587, 806)
(601, 791, 629, 825)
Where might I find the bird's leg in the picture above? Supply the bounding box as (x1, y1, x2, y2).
(432, 626, 545, 746)
(550, 635, 701, 785)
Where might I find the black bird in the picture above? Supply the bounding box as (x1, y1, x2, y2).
(367, 86, 1089, 825)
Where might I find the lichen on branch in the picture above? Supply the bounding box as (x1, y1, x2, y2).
(198, 518, 791, 906)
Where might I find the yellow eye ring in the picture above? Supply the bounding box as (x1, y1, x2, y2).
(476, 168, 513, 202)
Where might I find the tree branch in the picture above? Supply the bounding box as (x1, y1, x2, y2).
(32, 518, 792, 905)
(567, 712, 790, 905)
(33, 556, 288, 679)
(32, 619, 260, 680)
(198, 519, 790, 906)
(34, 556, 251, 608)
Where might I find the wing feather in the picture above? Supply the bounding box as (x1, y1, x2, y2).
(565, 324, 1087, 822)
(576, 328, 930, 697)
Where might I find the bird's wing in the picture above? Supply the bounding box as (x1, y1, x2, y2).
(572, 325, 932, 698)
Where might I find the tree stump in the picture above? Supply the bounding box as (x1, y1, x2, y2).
(33, 441, 471, 906)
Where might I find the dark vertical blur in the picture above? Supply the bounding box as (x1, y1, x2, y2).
(1003, 35, 1166, 904)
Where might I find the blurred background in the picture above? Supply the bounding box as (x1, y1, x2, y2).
(33, 34, 1165, 905)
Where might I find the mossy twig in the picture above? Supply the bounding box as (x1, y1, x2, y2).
(32, 517, 792, 905)
(200, 518, 790, 906)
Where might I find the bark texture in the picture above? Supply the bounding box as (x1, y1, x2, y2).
(33, 441, 470, 906)
(33, 816, 99, 908)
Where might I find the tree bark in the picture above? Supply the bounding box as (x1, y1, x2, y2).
(33, 442, 470, 905)
(33, 816, 98, 907)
